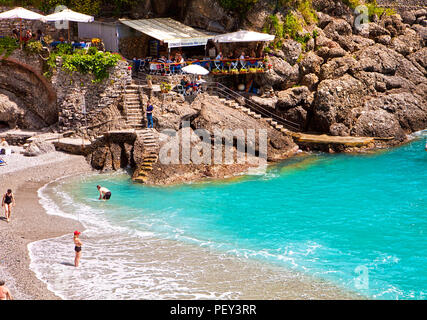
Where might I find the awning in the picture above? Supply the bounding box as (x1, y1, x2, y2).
(119, 18, 212, 48)
(213, 30, 275, 43)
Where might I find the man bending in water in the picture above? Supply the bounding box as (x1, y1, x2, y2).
(0, 280, 13, 300)
(97, 185, 111, 200)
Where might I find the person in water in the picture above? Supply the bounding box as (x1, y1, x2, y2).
(0, 280, 13, 300)
(73, 231, 83, 267)
(2, 189, 15, 223)
(97, 185, 111, 200)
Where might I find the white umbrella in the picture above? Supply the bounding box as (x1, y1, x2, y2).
(182, 64, 209, 75)
(0, 7, 45, 46)
(213, 30, 275, 43)
(0, 7, 45, 20)
(44, 8, 94, 42)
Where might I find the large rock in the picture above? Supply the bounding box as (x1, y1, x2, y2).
(281, 39, 302, 65)
(23, 139, 56, 156)
(276, 86, 313, 110)
(312, 74, 368, 132)
(350, 107, 405, 140)
(264, 56, 300, 88)
(319, 55, 356, 80)
(299, 52, 324, 75)
(390, 28, 422, 56)
(363, 93, 427, 133)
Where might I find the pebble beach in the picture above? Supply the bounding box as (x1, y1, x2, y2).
(0, 146, 92, 299)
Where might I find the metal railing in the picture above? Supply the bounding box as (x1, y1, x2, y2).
(204, 82, 301, 132)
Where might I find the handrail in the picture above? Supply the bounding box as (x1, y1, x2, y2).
(205, 82, 301, 132)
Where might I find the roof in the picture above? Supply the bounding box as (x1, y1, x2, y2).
(119, 18, 212, 47)
(213, 30, 275, 43)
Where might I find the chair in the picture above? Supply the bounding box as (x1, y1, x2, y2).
(230, 59, 239, 71)
(214, 60, 223, 71)
(176, 84, 186, 96)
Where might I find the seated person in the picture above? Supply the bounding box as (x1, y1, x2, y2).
(215, 52, 223, 60)
(12, 29, 19, 41)
(0, 138, 9, 155)
(180, 76, 194, 95)
(22, 30, 32, 42)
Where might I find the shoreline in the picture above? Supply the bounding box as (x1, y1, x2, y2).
(0, 145, 378, 300)
(0, 148, 92, 299)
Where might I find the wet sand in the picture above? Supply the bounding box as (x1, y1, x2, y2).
(0, 147, 362, 300)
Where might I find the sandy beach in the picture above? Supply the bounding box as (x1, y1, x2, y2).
(0, 146, 92, 299)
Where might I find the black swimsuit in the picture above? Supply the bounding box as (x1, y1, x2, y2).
(75, 246, 82, 252)
(4, 194, 12, 205)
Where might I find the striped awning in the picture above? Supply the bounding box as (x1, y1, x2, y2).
(119, 18, 212, 48)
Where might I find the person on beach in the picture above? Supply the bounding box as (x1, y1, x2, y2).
(2, 189, 15, 223)
(0, 280, 13, 300)
(97, 185, 111, 200)
(73, 231, 83, 267)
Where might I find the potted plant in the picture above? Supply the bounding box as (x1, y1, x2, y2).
(249, 67, 257, 73)
(230, 69, 239, 74)
(212, 68, 221, 75)
(256, 67, 264, 73)
(222, 69, 229, 75)
(160, 82, 171, 93)
(240, 68, 248, 74)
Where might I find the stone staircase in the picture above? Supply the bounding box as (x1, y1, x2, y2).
(218, 97, 292, 136)
(124, 84, 144, 129)
(133, 128, 159, 183)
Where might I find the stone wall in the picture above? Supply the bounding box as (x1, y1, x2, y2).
(0, 51, 57, 129)
(51, 58, 132, 136)
(0, 6, 76, 41)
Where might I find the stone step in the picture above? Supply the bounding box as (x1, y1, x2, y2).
(248, 111, 256, 116)
(134, 176, 147, 183)
(275, 124, 283, 130)
(280, 128, 289, 134)
(264, 118, 273, 123)
(144, 156, 158, 161)
(241, 107, 250, 112)
(271, 121, 278, 126)
(253, 114, 262, 119)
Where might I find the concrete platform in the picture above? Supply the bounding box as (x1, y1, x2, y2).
(290, 133, 376, 147)
(53, 138, 91, 155)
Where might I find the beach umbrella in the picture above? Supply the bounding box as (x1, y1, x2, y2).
(44, 8, 94, 42)
(182, 64, 209, 75)
(0, 7, 45, 46)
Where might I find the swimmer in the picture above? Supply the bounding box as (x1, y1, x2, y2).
(2, 189, 15, 223)
(97, 185, 111, 200)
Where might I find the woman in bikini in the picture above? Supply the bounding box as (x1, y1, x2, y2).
(2, 189, 15, 223)
(73, 231, 83, 267)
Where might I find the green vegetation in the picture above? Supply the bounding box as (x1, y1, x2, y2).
(297, 0, 317, 24)
(0, 36, 19, 57)
(23, 40, 43, 54)
(46, 43, 121, 82)
(264, 11, 312, 51)
(341, 0, 396, 18)
(341, 0, 361, 9)
(365, 0, 395, 19)
(218, 0, 258, 17)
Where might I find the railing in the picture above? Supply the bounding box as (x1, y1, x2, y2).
(133, 57, 268, 75)
(204, 82, 301, 132)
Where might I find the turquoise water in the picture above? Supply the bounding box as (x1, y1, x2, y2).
(45, 133, 427, 299)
